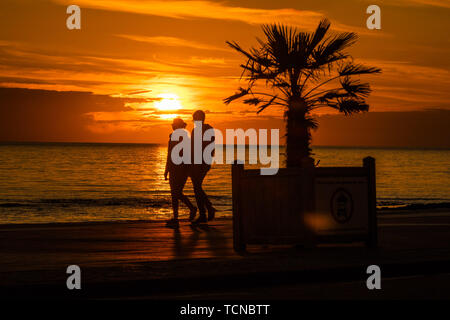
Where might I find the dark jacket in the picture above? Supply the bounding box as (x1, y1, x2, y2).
(191, 123, 215, 166)
(165, 131, 189, 174)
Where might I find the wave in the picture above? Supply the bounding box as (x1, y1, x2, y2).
(377, 197, 450, 210)
(0, 197, 169, 208)
(377, 202, 450, 211)
(0, 195, 231, 209)
(0, 194, 447, 215)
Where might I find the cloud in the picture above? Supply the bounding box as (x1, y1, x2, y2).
(350, 58, 450, 110)
(2, 87, 450, 147)
(313, 109, 450, 148)
(0, 87, 156, 142)
(0, 43, 235, 96)
(116, 34, 228, 51)
(189, 56, 227, 66)
(54, 0, 371, 34)
(385, 0, 450, 9)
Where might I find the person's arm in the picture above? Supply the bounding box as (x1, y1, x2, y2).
(164, 139, 171, 180)
(207, 124, 215, 158)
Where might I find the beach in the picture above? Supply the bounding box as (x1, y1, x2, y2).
(2, 208, 450, 299)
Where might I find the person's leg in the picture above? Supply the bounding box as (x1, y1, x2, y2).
(191, 175, 205, 213)
(180, 193, 196, 211)
(178, 170, 197, 218)
(198, 165, 216, 220)
(169, 174, 180, 220)
(191, 166, 207, 222)
(171, 197, 179, 219)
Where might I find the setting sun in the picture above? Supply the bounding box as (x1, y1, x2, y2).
(154, 93, 182, 111)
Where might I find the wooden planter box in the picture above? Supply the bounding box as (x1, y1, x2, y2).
(231, 157, 377, 252)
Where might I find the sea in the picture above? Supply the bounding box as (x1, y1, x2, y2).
(0, 142, 448, 224)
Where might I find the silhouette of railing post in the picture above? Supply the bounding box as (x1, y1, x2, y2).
(364, 156, 377, 248)
(232, 161, 245, 252)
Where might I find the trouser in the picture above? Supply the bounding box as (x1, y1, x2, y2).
(169, 167, 195, 219)
(190, 165, 212, 215)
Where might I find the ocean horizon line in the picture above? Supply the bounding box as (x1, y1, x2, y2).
(1, 140, 449, 151)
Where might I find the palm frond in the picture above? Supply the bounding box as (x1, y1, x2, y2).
(339, 63, 381, 76)
(307, 19, 331, 55)
(336, 98, 369, 115)
(310, 32, 357, 69)
(312, 90, 349, 104)
(226, 41, 255, 62)
(340, 77, 372, 99)
(262, 24, 296, 72)
(257, 95, 278, 114)
(322, 32, 358, 56)
(243, 98, 262, 106)
(223, 87, 249, 105)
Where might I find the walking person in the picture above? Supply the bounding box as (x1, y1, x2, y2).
(164, 117, 197, 227)
(190, 110, 217, 223)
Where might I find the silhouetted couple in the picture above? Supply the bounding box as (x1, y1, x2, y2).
(164, 110, 216, 227)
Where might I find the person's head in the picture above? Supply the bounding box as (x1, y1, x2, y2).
(171, 117, 187, 131)
(192, 110, 206, 123)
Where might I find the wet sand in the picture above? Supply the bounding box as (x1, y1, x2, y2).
(1, 209, 450, 299)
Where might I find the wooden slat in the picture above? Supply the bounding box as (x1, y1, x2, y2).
(232, 162, 245, 251)
(364, 157, 377, 248)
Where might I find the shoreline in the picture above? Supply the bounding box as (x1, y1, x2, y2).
(0, 207, 449, 228)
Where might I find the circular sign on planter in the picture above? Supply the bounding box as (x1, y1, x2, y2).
(330, 188, 353, 223)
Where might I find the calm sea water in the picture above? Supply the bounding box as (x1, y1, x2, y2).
(0, 143, 448, 224)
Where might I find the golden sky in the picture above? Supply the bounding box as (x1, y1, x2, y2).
(0, 0, 449, 146)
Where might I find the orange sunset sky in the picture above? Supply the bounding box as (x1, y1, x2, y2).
(0, 0, 449, 147)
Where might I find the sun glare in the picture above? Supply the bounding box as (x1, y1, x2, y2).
(154, 93, 182, 111)
(159, 114, 178, 120)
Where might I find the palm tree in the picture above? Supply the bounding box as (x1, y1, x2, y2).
(224, 19, 381, 167)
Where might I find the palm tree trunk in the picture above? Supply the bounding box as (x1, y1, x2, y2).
(285, 97, 313, 168)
